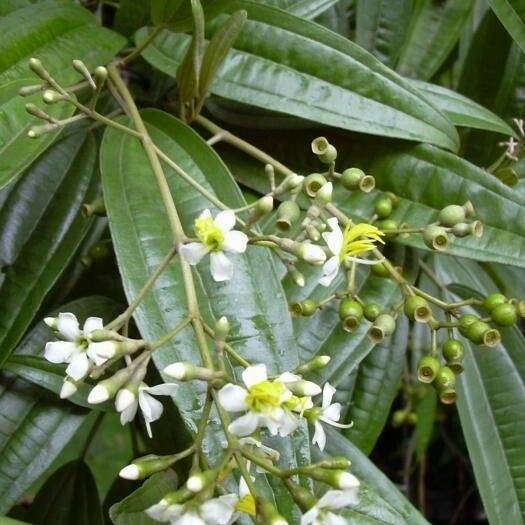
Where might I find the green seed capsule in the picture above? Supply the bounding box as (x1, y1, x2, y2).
(458, 314, 478, 336)
(276, 201, 301, 231)
(340, 168, 364, 190)
(375, 198, 393, 218)
(303, 173, 328, 198)
(88, 241, 111, 262)
(360, 175, 376, 193)
(465, 320, 491, 344)
(483, 293, 507, 312)
(417, 355, 440, 384)
(483, 328, 501, 347)
(371, 262, 390, 278)
(363, 303, 382, 322)
(339, 299, 363, 333)
(442, 339, 464, 362)
(438, 205, 466, 227)
(300, 299, 317, 316)
(368, 314, 396, 342)
(404, 296, 432, 323)
(391, 410, 407, 427)
(423, 225, 450, 251)
(311, 137, 337, 163)
(440, 388, 457, 404)
(490, 303, 517, 326)
(435, 366, 456, 391)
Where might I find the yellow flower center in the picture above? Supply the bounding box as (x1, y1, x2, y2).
(339, 223, 385, 262)
(245, 380, 286, 412)
(236, 494, 256, 516)
(195, 216, 224, 252)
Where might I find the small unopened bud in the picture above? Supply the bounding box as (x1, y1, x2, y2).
(215, 316, 230, 338)
(438, 204, 466, 227)
(294, 355, 330, 375)
(119, 464, 140, 480)
(303, 173, 327, 198)
(339, 299, 364, 333)
(288, 265, 305, 287)
(42, 89, 66, 104)
(286, 379, 321, 397)
(375, 197, 393, 219)
(276, 201, 301, 231)
(483, 293, 507, 312)
(19, 84, 45, 96)
(258, 500, 288, 525)
(72, 59, 96, 89)
(246, 196, 273, 227)
(404, 295, 432, 323)
(311, 137, 337, 164)
(305, 224, 320, 242)
(28, 122, 60, 138)
(88, 384, 111, 404)
(83, 195, 106, 217)
(417, 355, 440, 384)
(295, 243, 326, 265)
(163, 362, 215, 381)
(94, 66, 108, 86)
(363, 303, 382, 321)
(29, 57, 51, 81)
(115, 388, 136, 412)
(423, 225, 449, 251)
(306, 468, 360, 489)
(186, 469, 217, 493)
(60, 378, 78, 399)
(314, 182, 333, 205)
(371, 262, 390, 278)
(120, 453, 180, 480)
(44, 316, 58, 330)
(368, 314, 396, 342)
(314, 457, 351, 470)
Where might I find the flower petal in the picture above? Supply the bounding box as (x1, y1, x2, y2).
(210, 251, 233, 282)
(66, 352, 89, 380)
(180, 242, 209, 265)
(325, 511, 348, 525)
(242, 364, 267, 388)
(312, 421, 327, 451)
(217, 384, 248, 412)
(120, 400, 138, 425)
(301, 506, 320, 525)
(319, 256, 340, 287)
(322, 382, 337, 409)
(222, 230, 248, 253)
(323, 402, 342, 423)
(200, 494, 238, 525)
(44, 341, 77, 363)
(83, 316, 103, 334)
(323, 218, 343, 256)
(139, 391, 164, 423)
(318, 488, 359, 510)
(177, 511, 206, 525)
(57, 312, 80, 341)
(214, 210, 236, 232)
(228, 412, 260, 436)
(145, 383, 179, 396)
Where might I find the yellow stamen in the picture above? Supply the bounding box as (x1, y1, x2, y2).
(236, 494, 256, 516)
(245, 380, 287, 412)
(339, 223, 385, 262)
(194, 215, 224, 251)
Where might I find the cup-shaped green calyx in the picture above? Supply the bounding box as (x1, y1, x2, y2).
(363, 303, 382, 322)
(423, 225, 450, 251)
(290, 299, 317, 317)
(435, 366, 457, 404)
(276, 201, 301, 231)
(377, 219, 398, 240)
(417, 355, 440, 383)
(466, 321, 501, 347)
(375, 197, 393, 218)
(463, 200, 475, 218)
(438, 204, 466, 227)
(311, 136, 337, 163)
(458, 313, 478, 336)
(339, 299, 363, 332)
(483, 293, 507, 312)
(371, 262, 390, 278)
(404, 295, 432, 323)
(368, 314, 396, 342)
(490, 303, 517, 327)
(303, 173, 328, 198)
(83, 195, 106, 217)
(341, 167, 364, 190)
(442, 339, 464, 374)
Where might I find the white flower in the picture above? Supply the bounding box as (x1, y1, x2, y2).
(118, 383, 178, 438)
(308, 383, 352, 451)
(320, 218, 385, 287)
(217, 364, 304, 437)
(180, 209, 248, 282)
(44, 313, 111, 380)
(146, 494, 238, 525)
(301, 488, 360, 525)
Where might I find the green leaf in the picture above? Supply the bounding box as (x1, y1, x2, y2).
(0, 0, 125, 85)
(487, 0, 525, 52)
(355, 0, 412, 67)
(317, 427, 429, 524)
(262, 0, 340, 19)
(414, 385, 437, 461)
(433, 256, 525, 525)
(30, 460, 103, 525)
(150, 0, 184, 25)
(0, 79, 75, 190)
(0, 131, 99, 364)
(396, 0, 476, 80)
(100, 109, 309, 520)
(409, 79, 516, 136)
(136, 1, 459, 149)
(345, 315, 408, 454)
(109, 471, 178, 525)
(114, 0, 151, 36)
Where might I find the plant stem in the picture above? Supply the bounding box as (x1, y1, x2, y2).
(150, 316, 192, 350)
(120, 25, 165, 65)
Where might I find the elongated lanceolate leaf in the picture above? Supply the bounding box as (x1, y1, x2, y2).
(136, 0, 459, 149)
(100, 109, 310, 519)
(488, 0, 525, 53)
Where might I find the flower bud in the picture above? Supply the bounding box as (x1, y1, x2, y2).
(247, 196, 273, 226)
(276, 201, 301, 231)
(288, 265, 305, 287)
(377, 219, 398, 240)
(490, 303, 517, 326)
(28, 122, 60, 138)
(442, 339, 464, 374)
(338, 299, 363, 333)
(314, 182, 333, 205)
(483, 293, 507, 312)
(340, 168, 364, 190)
(458, 314, 478, 336)
(163, 362, 215, 381)
(375, 197, 393, 218)
(94, 66, 108, 86)
(306, 224, 321, 242)
(294, 355, 330, 375)
(44, 316, 58, 331)
(404, 295, 432, 323)
(368, 314, 396, 342)
(60, 378, 79, 399)
(42, 89, 66, 104)
(295, 243, 326, 265)
(275, 173, 304, 194)
(303, 173, 327, 198)
(83, 195, 106, 217)
(19, 84, 45, 96)
(258, 500, 289, 525)
(438, 205, 466, 227)
(72, 59, 96, 89)
(423, 225, 449, 251)
(186, 469, 217, 493)
(363, 303, 382, 322)
(314, 457, 352, 470)
(119, 453, 180, 480)
(391, 410, 407, 427)
(25, 103, 56, 123)
(29, 57, 51, 81)
(286, 379, 322, 397)
(306, 469, 360, 490)
(311, 137, 337, 164)
(417, 355, 440, 384)
(215, 316, 230, 339)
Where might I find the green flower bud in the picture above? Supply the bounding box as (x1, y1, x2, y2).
(288, 265, 305, 287)
(186, 469, 218, 493)
(404, 295, 432, 323)
(313, 457, 351, 470)
(29, 57, 51, 81)
(294, 355, 331, 375)
(435, 366, 455, 391)
(458, 313, 478, 336)
(215, 316, 230, 338)
(19, 84, 45, 96)
(363, 303, 382, 321)
(258, 500, 288, 525)
(368, 314, 396, 342)
(391, 409, 407, 427)
(442, 339, 464, 374)
(311, 137, 337, 163)
(163, 362, 215, 381)
(438, 205, 466, 227)
(28, 122, 60, 138)
(290, 299, 317, 317)
(94, 66, 108, 86)
(88, 241, 111, 262)
(371, 262, 390, 278)
(406, 412, 418, 425)
(72, 59, 96, 89)
(340, 168, 364, 190)
(417, 355, 440, 383)
(42, 89, 66, 104)
(119, 453, 180, 480)
(276, 201, 301, 231)
(339, 299, 363, 332)
(375, 197, 393, 218)
(490, 303, 517, 327)
(423, 224, 450, 251)
(483, 293, 507, 312)
(304, 468, 359, 490)
(303, 173, 328, 198)
(306, 224, 321, 242)
(376, 219, 398, 240)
